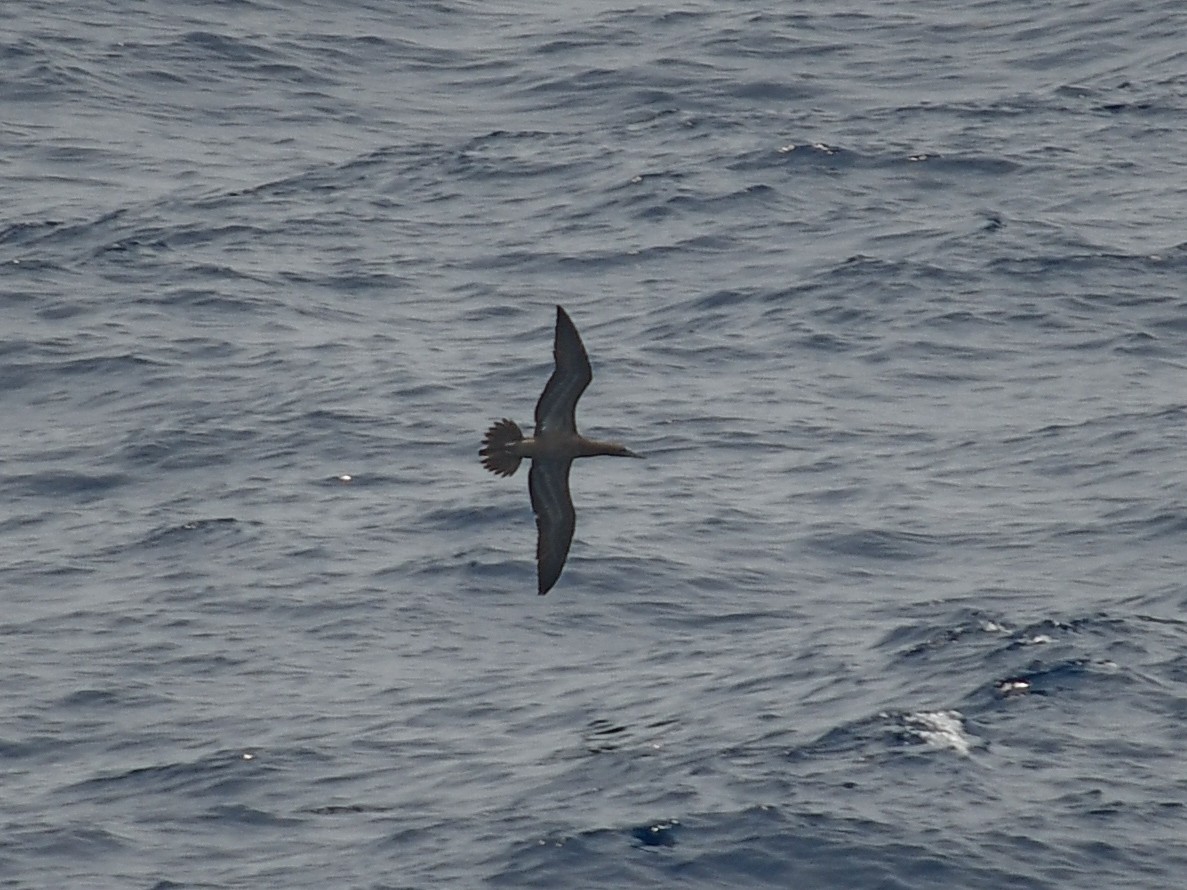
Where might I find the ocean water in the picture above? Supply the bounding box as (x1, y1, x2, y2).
(3, 1, 1187, 887)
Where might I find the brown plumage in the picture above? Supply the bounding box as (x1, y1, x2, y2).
(480, 419, 524, 477)
(479, 306, 641, 595)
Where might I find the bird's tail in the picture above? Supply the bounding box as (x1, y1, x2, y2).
(480, 418, 524, 477)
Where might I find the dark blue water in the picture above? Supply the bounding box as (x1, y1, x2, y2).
(4, 1, 1187, 887)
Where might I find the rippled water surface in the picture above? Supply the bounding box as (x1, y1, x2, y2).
(4, 1, 1187, 887)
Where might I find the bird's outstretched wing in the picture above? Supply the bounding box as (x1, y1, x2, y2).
(534, 306, 592, 436)
(528, 457, 576, 595)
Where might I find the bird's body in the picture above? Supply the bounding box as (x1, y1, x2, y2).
(480, 306, 640, 595)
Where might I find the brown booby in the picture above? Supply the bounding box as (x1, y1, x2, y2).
(480, 306, 641, 595)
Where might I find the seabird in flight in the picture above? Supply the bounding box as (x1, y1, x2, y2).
(480, 306, 641, 595)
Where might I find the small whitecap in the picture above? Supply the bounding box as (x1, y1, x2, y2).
(906, 710, 972, 756)
(997, 678, 1031, 694)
